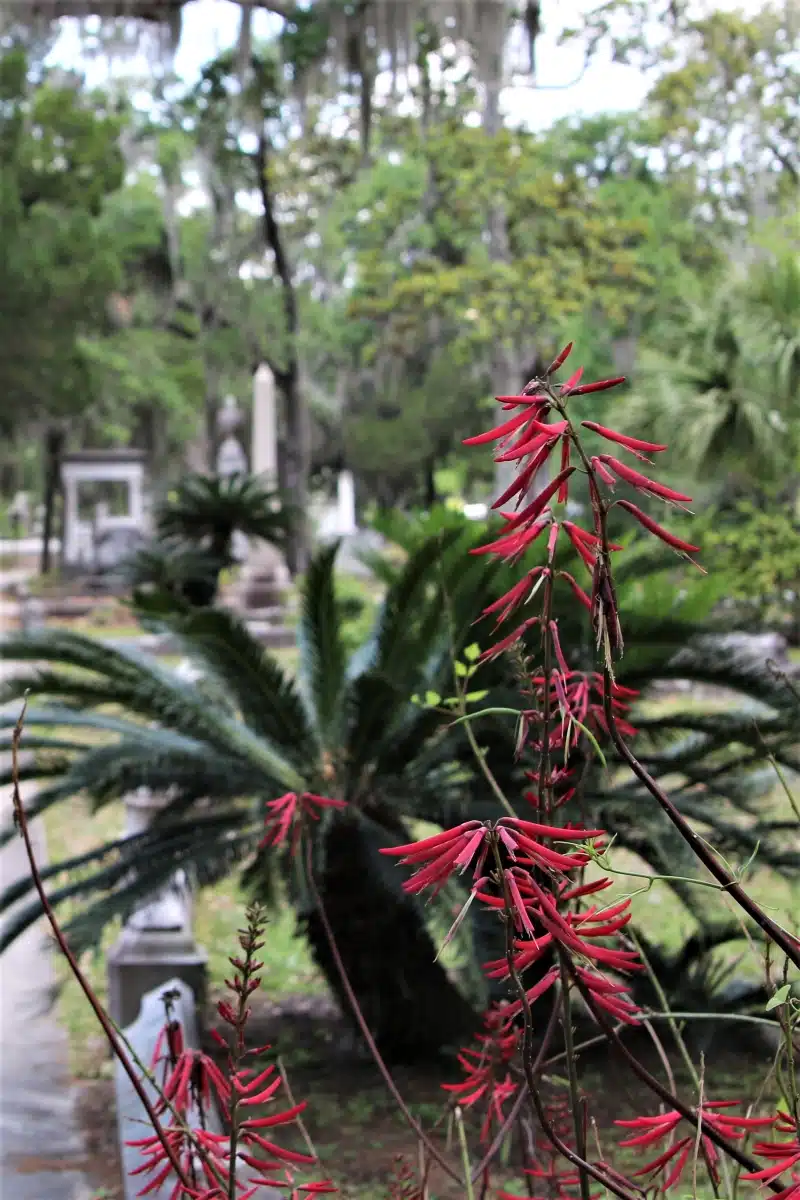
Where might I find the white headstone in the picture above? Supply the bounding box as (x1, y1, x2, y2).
(336, 470, 357, 536)
(252, 363, 278, 487)
(216, 436, 248, 478)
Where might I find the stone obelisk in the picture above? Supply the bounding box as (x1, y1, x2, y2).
(238, 364, 291, 631)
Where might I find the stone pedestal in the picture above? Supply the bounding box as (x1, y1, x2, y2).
(235, 541, 294, 648)
(107, 927, 208, 1031)
(106, 788, 208, 1031)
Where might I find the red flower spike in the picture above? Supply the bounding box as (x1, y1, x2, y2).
(260, 791, 347, 854)
(742, 1112, 800, 1196)
(569, 376, 626, 396)
(597, 455, 693, 506)
(545, 341, 574, 376)
(616, 500, 703, 563)
(381, 818, 602, 899)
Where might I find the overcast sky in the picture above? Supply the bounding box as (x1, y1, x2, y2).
(49, 0, 654, 131)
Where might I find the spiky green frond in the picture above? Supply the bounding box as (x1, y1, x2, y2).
(296, 541, 347, 748)
(153, 606, 314, 761)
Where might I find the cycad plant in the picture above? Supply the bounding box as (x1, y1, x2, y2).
(128, 472, 293, 609)
(1, 529, 797, 1060)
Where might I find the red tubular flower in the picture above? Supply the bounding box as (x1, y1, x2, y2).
(560, 367, 584, 394)
(463, 409, 533, 446)
(617, 1102, 777, 1190)
(148, 1037, 232, 1118)
(581, 421, 667, 461)
(442, 1008, 521, 1142)
(546, 341, 574, 376)
(260, 792, 347, 854)
(742, 1113, 800, 1200)
(478, 616, 540, 661)
(470, 515, 551, 562)
(380, 818, 602, 898)
(596, 455, 693, 506)
(481, 567, 548, 627)
(568, 376, 626, 396)
(616, 499, 703, 564)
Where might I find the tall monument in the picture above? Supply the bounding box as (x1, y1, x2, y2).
(236, 364, 291, 639)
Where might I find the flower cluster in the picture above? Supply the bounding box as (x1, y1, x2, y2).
(441, 1006, 521, 1143)
(128, 906, 334, 1199)
(259, 791, 347, 855)
(466, 341, 701, 663)
(616, 1102, 776, 1191)
(742, 1112, 800, 1200)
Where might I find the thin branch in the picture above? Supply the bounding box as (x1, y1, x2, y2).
(602, 671, 800, 970)
(302, 837, 464, 1188)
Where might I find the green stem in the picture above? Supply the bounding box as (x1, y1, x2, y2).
(454, 1106, 476, 1200)
(9, 701, 195, 1194)
(462, 712, 517, 818)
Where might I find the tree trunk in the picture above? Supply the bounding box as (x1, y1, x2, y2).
(255, 131, 310, 577)
(281, 368, 311, 576)
(304, 818, 479, 1064)
(40, 425, 64, 576)
(423, 457, 437, 509)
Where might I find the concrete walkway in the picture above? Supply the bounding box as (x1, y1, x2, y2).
(0, 747, 93, 1199)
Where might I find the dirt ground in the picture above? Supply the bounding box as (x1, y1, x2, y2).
(75, 990, 782, 1200)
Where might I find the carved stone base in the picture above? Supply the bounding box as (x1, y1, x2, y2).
(106, 927, 208, 1031)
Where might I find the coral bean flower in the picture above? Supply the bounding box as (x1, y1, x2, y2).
(742, 1113, 800, 1200)
(442, 1007, 521, 1141)
(617, 1102, 776, 1190)
(259, 791, 347, 854)
(380, 819, 604, 898)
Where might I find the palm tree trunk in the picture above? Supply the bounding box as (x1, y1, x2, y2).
(304, 818, 479, 1063)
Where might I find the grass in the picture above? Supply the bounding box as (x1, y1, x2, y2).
(41, 795, 323, 1079)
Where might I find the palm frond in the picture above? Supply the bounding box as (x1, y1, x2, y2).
(296, 541, 347, 748)
(154, 606, 315, 761)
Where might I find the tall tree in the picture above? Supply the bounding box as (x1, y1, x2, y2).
(0, 47, 125, 570)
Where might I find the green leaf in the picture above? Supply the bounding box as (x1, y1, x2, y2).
(464, 643, 481, 662)
(424, 690, 442, 707)
(766, 984, 791, 1011)
(454, 660, 469, 678)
